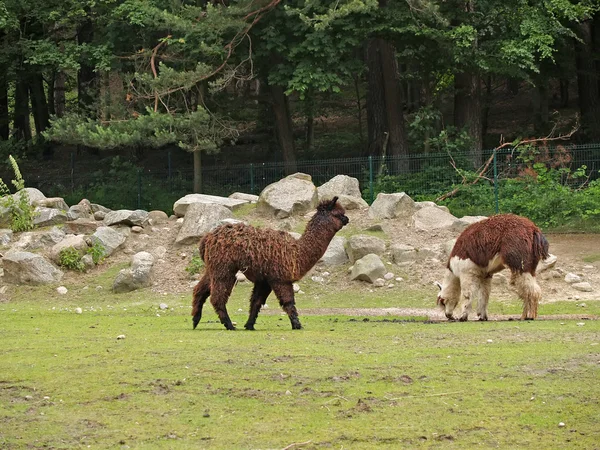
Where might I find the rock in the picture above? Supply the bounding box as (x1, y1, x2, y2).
(346, 235, 386, 263)
(293, 283, 301, 293)
(537, 254, 558, 273)
(173, 194, 248, 217)
(33, 207, 69, 227)
(384, 272, 394, 280)
(0, 228, 13, 245)
(81, 254, 95, 271)
(373, 278, 386, 287)
(390, 244, 417, 263)
(113, 251, 155, 293)
(175, 203, 234, 245)
(63, 218, 99, 235)
(33, 197, 69, 211)
(104, 209, 149, 227)
(50, 235, 89, 263)
(91, 226, 127, 257)
(412, 206, 457, 231)
(90, 203, 111, 214)
(236, 272, 248, 282)
(67, 204, 92, 220)
(564, 273, 582, 284)
(94, 211, 107, 221)
(368, 192, 415, 220)
(75, 307, 83, 314)
(414, 201, 450, 213)
(319, 236, 349, 266)
(117, 335, 126, 340)
(131, 226, 143, 233)
(152, 246, 167, 259)
(229, 192, 259, 203)
(2, 251, 63, 285)
(451, 216, 487, 232)
(572, 282, 593, 292)
(350, 254, 387, 283)
(147, 210, 169, 225)
(256, 173, 318, 219)
(317, 175, 368, 210)
(56, 286, 68, 295)
(15, 187, 46, 205)
(159, 303, 168, 310)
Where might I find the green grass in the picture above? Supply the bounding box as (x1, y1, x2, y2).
(1, 281, 600, 449)
(582, 253, 600, 264)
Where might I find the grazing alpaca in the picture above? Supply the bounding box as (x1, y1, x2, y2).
(192, 197, 349, 330)
(437, 214, 549, 321)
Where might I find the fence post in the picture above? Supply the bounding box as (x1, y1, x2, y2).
(250, 163, 255, 194)
(137, 169, 142, 209)
(368, 155, 374, 203)
(493, 149, 499, 214)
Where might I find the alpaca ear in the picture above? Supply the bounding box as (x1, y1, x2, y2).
(435, 281, 442, 290)
(329, 196, 339, 210)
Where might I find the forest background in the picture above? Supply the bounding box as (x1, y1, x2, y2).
(1, 0, 600, 228)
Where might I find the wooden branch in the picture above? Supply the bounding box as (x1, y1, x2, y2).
(282, 440, 312, 450)
(435, 120, 580, 203)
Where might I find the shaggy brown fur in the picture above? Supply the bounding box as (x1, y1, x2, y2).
(438, 214, 549, 321)
(192, 197, 349, 330)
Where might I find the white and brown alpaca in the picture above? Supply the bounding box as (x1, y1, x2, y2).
(192, 197, 349, 330)
(437, 214, 549, 321)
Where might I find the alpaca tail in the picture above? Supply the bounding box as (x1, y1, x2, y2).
(533, 229, 550, 262)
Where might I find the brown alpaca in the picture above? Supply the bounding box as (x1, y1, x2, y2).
(437, 214, 549, 321)
(192, 197, 349, 330)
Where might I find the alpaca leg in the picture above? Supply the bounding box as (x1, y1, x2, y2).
(244, 281, 272, 330)
(191, 274, 211, 329)
(476, 276, 492, 321)
(455, 273, 478, 321)
(210, 276, 237, 330)
(271, 282, 302, 330)
(439, 269, 461, 321)
(512, 272, 542, 320)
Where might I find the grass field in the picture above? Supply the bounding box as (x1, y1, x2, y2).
(1, 279, 600, 449)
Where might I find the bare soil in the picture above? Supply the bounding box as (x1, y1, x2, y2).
(109, 206, 600, 321)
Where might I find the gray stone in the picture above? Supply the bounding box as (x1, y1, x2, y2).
(104, 209, 149, 227)
(256, 173, 318, 219)
(81, 254, 95, 271)
(451, 216, 487, 233)
(147, 210, 169, 225)
(565, 273, 582, 284)
(63, 218, 99, 235)
(572, 282, 593, 292)
(537, 254, 558, 274)
(113, 251, 155, 293)
(317, 175, 368, 210)
(412, 206, 457, 231)
(2, 251, 63, 285)
(368, 192, 415, 220)
(175, 203, 234, 245)
(0, 228, 13, 245)
(91, 226, 127, 257)
(34, 197, 69, 211)
(229, 192, 259, 203)
(173, 194, 248, 217)
(67, 204, 92, 220)
(346, 235, 386, 263)
(350, 254, 387, 283)
(319, 236, 349, 266)
(50, 234, 89, 263)
(33, 207, 68, 227)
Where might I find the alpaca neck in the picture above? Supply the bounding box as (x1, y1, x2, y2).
(295, 222, 337, 278)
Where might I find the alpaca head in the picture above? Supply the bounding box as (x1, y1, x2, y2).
(315, 196, 349, 231)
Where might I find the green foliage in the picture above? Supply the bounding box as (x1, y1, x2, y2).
(185, 250, 204, 276)
(58, 247, 85, 272)
(0, 155, 36, 232)
(87, 241, 106, 265)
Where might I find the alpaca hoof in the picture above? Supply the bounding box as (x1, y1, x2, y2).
(445, 312, 455, 321)
(458, 315, 469, 322)
(192, 317, 201, 329)
(244, 324, 255, 331)
(478, 316, 488, 321)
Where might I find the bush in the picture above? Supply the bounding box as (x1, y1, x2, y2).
(58, 247, 85, 272)
(0, 155, 36, 232)
(185, 251, 204, 276)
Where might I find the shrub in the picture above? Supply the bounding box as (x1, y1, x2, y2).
(87, 241, 106, 265)
(0, 155, 36, 232)
(58, 247, 85, 272)
(185, 251, 204, 276)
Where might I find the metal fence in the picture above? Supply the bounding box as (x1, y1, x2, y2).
(25, 143, 600, 214)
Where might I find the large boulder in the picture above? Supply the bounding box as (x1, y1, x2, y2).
(412, 206, 457, 231)
(368, 192, 416, 220)
(50, 234, 89, 263)
(175, 203, 234, 245)
(173, 194, 248, 217)
(63, 218, 99, 235)
(317, 175, 368, 210)
(256, 173, 318, 219)
(147, 210, 169, 225)
(15, 187, 46, 205)
(451, 215, 487, 233)
(34, 197, 69, 211)
(346, 235, 386, 263)
(113, 251, 155, 293)
(103, 209, 149, 227)
(229, 192, 259, 204)
(318, 236, 349, 266)
(350, 254, 387, 283)
(33, 207, 69, 227)
(91, 226, 127, 257)
(390, 243, 443, 263)
(2, 251, 63, 285)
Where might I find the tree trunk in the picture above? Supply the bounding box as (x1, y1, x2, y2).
(269, 83, 297, 174)
(533, 77, 549, 134)
(78, 19, 98, 117)
(29, 73, 50, 135)
(575, 20, 600, 141)
(193, 150, 202, 193)
(13, 73, 32, 141)
(365, 37, 409, 173)
(481, 75, 492, 139)
(559, 78, 570, 108)
(0, 73, 8, 140)
(454, 70, 483, 168)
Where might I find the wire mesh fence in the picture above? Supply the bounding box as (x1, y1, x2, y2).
(26, 143, 600, 214)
